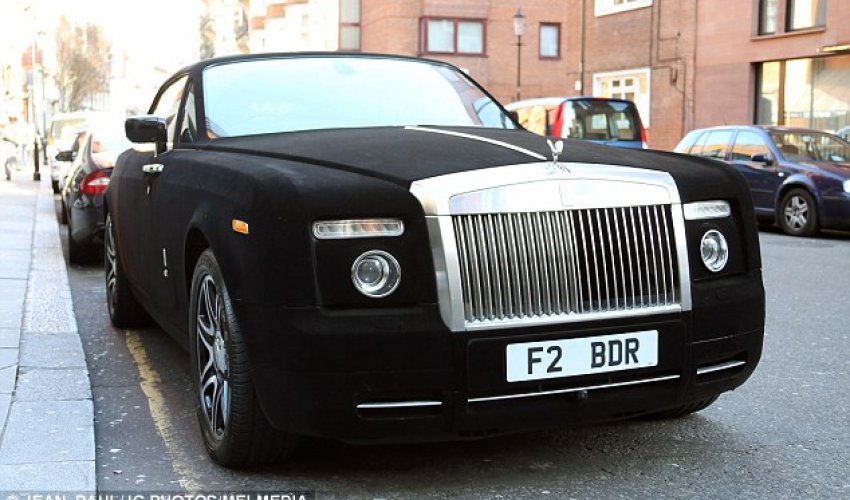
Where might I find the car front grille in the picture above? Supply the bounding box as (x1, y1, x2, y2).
(452, 205, 679, 326)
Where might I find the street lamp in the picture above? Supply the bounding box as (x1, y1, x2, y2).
(512, 8, 528, 102)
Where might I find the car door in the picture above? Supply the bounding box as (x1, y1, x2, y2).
(126, 75, 189, 309)
(728, 130, 783, 211)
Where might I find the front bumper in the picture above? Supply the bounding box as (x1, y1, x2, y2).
(235, 270, 764, 443)
(820, 194, 850, 231)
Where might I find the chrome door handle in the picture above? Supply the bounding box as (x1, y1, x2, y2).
(142, 163, 164, 174)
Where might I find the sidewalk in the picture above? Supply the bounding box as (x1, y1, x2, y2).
(0, 167, 95, 490)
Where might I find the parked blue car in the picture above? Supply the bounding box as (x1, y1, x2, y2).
(675, 126, 850, 236)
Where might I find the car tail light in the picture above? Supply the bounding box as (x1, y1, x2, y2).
(640, 123, 648, 149)
(81, 170, 110, 195)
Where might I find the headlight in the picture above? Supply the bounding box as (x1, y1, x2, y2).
(700, 230, 729, 272)
(351, 250, 401, 298)
(843, 180, 850, 193)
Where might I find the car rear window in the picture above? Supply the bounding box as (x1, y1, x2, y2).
(50, 118, 88, 141)
(560, 100, 641, 141)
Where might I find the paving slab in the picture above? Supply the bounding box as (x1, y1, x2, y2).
(0, 294, 25, 329)
(14, 368, 91, 401)
(0, 349, 17, 370)
(0, 461, 96, 490)
(0, 366, 15, 394)
(19, 331, 87, 369)
(0, 400, 95, 465)
(0, 329, 20, 348)
(0, 249, 30, 279)
(23, 296, 77, 333)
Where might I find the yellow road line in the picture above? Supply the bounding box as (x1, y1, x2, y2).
(125, 330, 203, 491)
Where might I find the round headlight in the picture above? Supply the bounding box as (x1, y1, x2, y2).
(700, 230, 729, 272)
(351, 250, 401, 298)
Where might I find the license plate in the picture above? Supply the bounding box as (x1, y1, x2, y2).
(505, 330, 658, 382)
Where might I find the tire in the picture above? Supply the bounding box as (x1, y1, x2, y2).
(778, 188, 818, 237)
(642, 395, 719, 420)
(67, 215, 98, 265)
(189, 249, 297, 467)
(105, 213, 149, 328)
(59, 200, 68, 225)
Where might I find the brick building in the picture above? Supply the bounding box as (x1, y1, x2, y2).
(248, 0, 849, 150)
(695, 0, 849, 135)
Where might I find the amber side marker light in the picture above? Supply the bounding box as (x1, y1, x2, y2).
(232, 219, 250, 235)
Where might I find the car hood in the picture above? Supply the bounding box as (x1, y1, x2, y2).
(201, 126, 742, 202)
(796, 160, 850, 178)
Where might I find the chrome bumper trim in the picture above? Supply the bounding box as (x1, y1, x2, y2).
(356, 401, 443, 410)
(468, 374, 681, 404)
(696, 360, 746, 376)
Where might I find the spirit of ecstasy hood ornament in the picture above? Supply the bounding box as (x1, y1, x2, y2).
(546, 139, 569, 172)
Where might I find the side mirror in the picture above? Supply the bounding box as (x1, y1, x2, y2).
(750, 153, 773, 165)
(55, 150, 75, 162)
(125, 115, 167, 153)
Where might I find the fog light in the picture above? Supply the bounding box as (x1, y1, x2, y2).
(700, 230, 728, 272)
(352, 250, 401, 298)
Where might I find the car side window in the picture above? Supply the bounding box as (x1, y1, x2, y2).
(730, 131, 770, 162)
(687, 132, 707, 156)
(151, 75, 188, 149)
(699, 130, 734, 160)
(178, 80, 197, 144)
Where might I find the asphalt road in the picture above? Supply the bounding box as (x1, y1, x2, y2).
(60, 216, 850, 498)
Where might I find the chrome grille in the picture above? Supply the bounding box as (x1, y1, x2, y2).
(452, 205, 679, 325)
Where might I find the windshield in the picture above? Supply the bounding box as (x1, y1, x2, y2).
(770, 131, 850, 162)
(202, 57, 516, 138)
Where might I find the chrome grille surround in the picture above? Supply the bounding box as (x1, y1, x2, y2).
(410, 162, 692, 332)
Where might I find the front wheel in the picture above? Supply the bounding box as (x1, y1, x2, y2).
(189, 249, 297, 467)
(778, 188, 818, 236)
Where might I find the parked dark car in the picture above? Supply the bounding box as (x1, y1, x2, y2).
(107, 53, 764, 467)
(675, 126, 850, 236)
(505, 97, 648, 149)
(60, 124, 130, 263)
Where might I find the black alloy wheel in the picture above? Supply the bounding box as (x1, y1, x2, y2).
(189, 249, 297, 467)
(778, 188, 818, 237)
(104, 213, 148, 327)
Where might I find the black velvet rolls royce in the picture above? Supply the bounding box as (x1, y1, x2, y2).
(106, 53, 765, 467)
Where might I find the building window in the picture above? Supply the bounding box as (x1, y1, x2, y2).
(421, 18, 486, 55)
(539, 23, 560, 59)
(756, 55, 850, 132)
(595, 0, 653, 17)
(758, 0, 778, 34)
(786, 0, 827, 31)
(339, 0, 360, 51)
(593, 68, 651, 126)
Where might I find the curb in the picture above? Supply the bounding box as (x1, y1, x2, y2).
(0, 175, 96, 490)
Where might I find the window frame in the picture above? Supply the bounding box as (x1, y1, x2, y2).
(420, 17, 487, 57)
(758, 0, 778, 35)
(786, 0, 827, 31)
(592, 67, 651, 127)
(539, 23, 561, 60)
(338, 0, 361, 51)
(148, 74, 189, 151)
(594, 0, 653, 17)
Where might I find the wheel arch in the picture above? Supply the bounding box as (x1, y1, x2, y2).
(184, 226, 211, 301)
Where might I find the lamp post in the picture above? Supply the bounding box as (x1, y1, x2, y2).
(512, 8, 528, 102)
